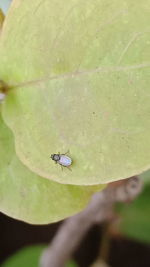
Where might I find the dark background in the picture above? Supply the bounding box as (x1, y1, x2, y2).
(0, 212, 150, 267)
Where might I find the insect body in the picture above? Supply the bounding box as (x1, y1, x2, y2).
(50, 152, 72, 169)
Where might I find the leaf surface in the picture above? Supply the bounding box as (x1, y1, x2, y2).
(0, 113, 104, 224)
(0, 0, 150, 185)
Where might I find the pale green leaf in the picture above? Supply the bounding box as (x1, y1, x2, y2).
(0, 0, 150, 185)
(0, 113, 105, 224)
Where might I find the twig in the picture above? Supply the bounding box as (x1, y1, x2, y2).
(40, 176, 143, 267)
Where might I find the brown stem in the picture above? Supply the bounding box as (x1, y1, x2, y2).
(40, 176, 143, 267)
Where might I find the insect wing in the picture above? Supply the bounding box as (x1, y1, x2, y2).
(59, 155, 72, 166)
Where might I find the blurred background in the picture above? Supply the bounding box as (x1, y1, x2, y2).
(0, 1, 150, 266)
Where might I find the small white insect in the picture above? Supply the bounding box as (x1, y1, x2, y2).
(50, 151, 72, 170)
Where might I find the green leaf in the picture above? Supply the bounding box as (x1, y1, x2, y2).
(66, 260, 78, 267)
(1, 245, 78, 267)
(117, 185, 150, 243)
(1, 245, 46, 267)
(0, 113, 105, 224)
(0, 0, 150, 185)
(139, 169, 150, 185)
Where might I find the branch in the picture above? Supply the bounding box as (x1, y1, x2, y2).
(40, 176, 143, 267)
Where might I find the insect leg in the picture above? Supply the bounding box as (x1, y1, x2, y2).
(63, 149, 70, 155)
(67, 166, 72, 172)
(60, 165, 63, 171)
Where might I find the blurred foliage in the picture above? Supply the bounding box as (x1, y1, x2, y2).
(140, 169, 150, 185)
(1, 245, 46, 267)
(1, 245, 78, 267)
(117, 182, 150, 244)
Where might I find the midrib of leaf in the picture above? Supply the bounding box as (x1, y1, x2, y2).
(8, 62, 150, 90)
